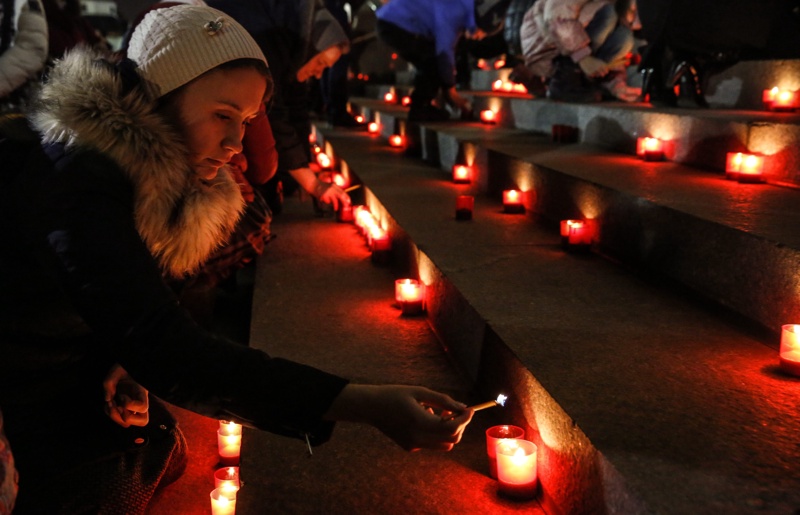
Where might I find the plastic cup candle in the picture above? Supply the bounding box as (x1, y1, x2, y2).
(725, 152, 765, 183)
(560, 219, 593, 251)
(336, 203, 354, 223)
(388, 134, 405, 148)
(210, 487, 237, 515)
(370, 228, 391, 264)
(502, 189, 524, 214)
(763, 87, 798, 111)
(496, 439, 538, 500)
(780, 324, 800, 376)
(395, 279, 424, 316)
(214, 467, 241, 490)
(636, 137, 664, 161)
(480, 109, 497, 124)
(486, 425, 525, 479)
(452, 164, 472, 184)
(367, 122, 380, 134)
(316, 152, 332, 169)
(455, 195, 474, 221)
(218, 421, 242, 465)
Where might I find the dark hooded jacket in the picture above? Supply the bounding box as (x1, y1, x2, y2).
(0, 49, 347, 445)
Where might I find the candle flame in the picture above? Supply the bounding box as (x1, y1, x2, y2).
(496, 394, 508, 406)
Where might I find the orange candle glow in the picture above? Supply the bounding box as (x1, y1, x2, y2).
(780, 324, 800, 376)
(725, 152, 765, 183)
(494, 58, 506, 69)
(480, 109, 497, 124)
(485, 425, 525, 479)
(214, 467, 241, 490)
(383, 91, 395, 103)
(370, 227, 391, 264)
(512, 83, 528, 94)
(496, 439, 537, 500)
(395, 279, 424, 316)
(763, 87, 798, 111)
(455, 195, 474, 221)
(210, 487, 237, 515)
(492, 79, 503, 91)
(401, 96, 411, 106)
(452, 164, 472, 184)
(367, 122, 380, 134)
(316, 152, 332, 169)
(560, 219, 593, 250)
(636, 137, 664, 161)
(332, 173, 348, 188)
(217, 422, 242, 465)
(502, 189, 524, 214)
(354, 114, 365, 124)
(388, 134, 405, 148)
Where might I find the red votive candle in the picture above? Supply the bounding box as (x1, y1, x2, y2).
(214, 467, 241, 490)
(354, 114, 365, 124)
(780, 324, 800, 376)
(768, 88, 798, 111)
(217, 423, 242, 466)
(370, 228, 391, 264)
(725, 152, 765, 183)
(210, 487, 237, 515)
(492, 79, 503, 91)
(636, 137, 664, 161)
(455, 195, 474, 221)
(496, 439, 538, 500)
(384, 91, 395, 103)
(502, 189, 525, 214)
(316, 152, 332, 169)
(480, 109, 497, 124)
(395, 279, 424, 316)
(452, 164, 472, 184)
(336, 203, 354, 223)
(560, 219, 593, 251)
(401, 96, 411, 106)
(367, 122, 380, 134)
(388, 134, 405, 148)
(486, 425, 525, 479)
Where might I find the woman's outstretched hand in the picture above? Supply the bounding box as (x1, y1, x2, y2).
(324, 384, 474, 451)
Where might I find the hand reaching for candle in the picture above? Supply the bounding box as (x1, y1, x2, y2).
(323, 384, 473, 451)
(102, 364, 149, 428)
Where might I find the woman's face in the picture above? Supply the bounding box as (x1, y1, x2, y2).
(170, 66, 267, 181)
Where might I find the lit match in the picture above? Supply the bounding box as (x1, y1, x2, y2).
(469, 394, 507, 412)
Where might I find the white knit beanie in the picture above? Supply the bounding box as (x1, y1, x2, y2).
(127, 4, 267, 98)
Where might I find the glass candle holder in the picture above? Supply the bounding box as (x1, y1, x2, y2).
(455, 195, 474, 221)
(485, 425, 525, 479)
(780, 324, 800, 376)
(496, 439, 538, 500)
(210, 487, 237, 515)
(214, 467, 241, 490)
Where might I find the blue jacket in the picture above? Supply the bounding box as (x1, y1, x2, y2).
(377, 0, 476, 87)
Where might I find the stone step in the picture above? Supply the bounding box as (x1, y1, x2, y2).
(343, 97, 800, 334)
(362, 87, 800, 188)
(312, 123, 800, 515)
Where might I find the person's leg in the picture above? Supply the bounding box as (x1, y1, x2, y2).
(376, 20, 442, 110)
(587, 4, 634, 68)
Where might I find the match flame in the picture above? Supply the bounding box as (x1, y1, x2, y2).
(496, 394, 507, 406)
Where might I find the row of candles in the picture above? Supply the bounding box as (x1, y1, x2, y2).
(211, 420, 244, 514)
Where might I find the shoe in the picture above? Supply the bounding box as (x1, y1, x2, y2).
(407, 104, 451, 122)
(547, 56, 602, 103)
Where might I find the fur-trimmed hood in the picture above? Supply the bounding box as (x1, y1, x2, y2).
(29, 48, 245, 278)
